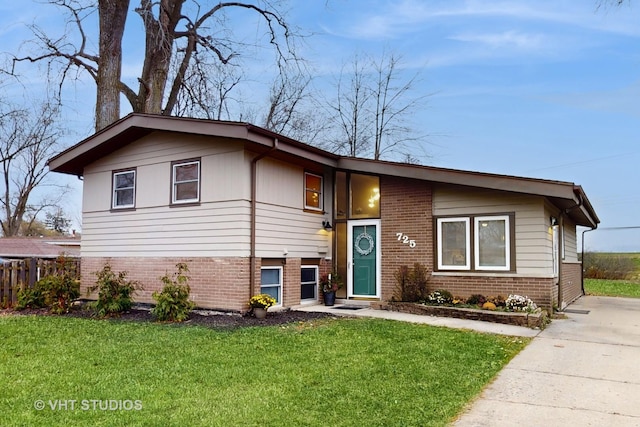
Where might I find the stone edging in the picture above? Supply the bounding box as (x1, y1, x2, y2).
(372, 302, 547, 329)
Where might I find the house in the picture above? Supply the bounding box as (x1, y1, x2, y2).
(48, 113, 599, 312)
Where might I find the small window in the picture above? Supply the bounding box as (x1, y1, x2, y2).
(437, 218, 470, 270)
(304, 172, 323, 211)
(261, 267, 282, 305)
(112, 170, 136, 209)
(474, 215, 510, 271)
(172, 160, 200, 204)
(301, 266, 318, 302)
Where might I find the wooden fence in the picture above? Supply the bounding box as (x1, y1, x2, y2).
(0, 258, 81, 307)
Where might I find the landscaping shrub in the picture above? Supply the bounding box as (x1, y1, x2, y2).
(466, 294, 486, 306)
(151, 263, 195, 322)
(426, 289, 453, 305)
(487, 295, 506, 307)
(88, 264, 142, 317)
(15, 284, 46, 310)
(583, 252, 636, 280)
(393, 263, 430, 302)
(34, 271, 80, 314)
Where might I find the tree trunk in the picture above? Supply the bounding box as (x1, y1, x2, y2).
(138, 0, 184, 115)
(96, 0, 130, 131)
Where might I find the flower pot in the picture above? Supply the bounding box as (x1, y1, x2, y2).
(323, 291, 336, 306)
(253, 307, 267, 319)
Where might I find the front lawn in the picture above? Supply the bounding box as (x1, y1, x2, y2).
(0, 315, 528, 426)
(584, 278, 640, 298)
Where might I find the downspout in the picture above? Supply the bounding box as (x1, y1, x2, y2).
(249, 138, 278, 299)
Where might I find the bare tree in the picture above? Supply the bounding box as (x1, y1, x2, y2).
(0, 101, 69, 236)
(329, 55, 372, 157)
(11, 0, 298, 131)
(328, 51, 429, 160)
(371, 52, 427, 160)
(261, 68, 332, 144)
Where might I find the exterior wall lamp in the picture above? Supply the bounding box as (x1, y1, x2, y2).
(322, 220, 333, 230)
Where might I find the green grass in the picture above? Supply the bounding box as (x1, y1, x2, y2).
(584, 278, 640, 298)
(0, 316, 528, 427)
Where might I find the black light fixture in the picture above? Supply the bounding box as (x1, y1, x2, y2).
(322, 220, 333, 230)
(550, 216, 558, 227)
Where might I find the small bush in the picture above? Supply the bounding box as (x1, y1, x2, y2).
(36, 272, 81, 314)
(151, 263, 195, 322)
(482, 301, 497, 310)
(466, 294, 486, 306)
(487, 295, 506, 307)
(426, 289, 453, 305)
(393, 263, 430, 302)
(87, 264, 142, 317)
(15, 284, 46, 310)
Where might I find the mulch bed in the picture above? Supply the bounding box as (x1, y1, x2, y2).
(0, 304, 336, 330)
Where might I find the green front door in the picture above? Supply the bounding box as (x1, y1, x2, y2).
(350, 222, 378, 297)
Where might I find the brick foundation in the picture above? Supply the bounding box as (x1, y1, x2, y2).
(429, 274, 556, 311)
(82, 256, 332, 312)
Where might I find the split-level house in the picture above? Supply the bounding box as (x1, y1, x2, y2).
(48, 114, 599, 311)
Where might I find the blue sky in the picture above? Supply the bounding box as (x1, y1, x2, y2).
(2, 0, 640, 251)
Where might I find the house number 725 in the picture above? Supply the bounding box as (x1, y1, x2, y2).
(396, 233, 416, 248)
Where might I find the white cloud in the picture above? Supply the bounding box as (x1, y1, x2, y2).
(449, 30, 546, 50)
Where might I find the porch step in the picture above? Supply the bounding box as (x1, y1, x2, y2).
(334, 299, 371, 307)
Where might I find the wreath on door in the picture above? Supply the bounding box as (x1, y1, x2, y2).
(355, 231, 374, 256)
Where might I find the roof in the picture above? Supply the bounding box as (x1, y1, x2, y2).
(48, 113, 599, 228)
(0, 237, 80, 259)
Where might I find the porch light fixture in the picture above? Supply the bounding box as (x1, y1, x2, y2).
(550, 216, 558, 227)
(322, 220, 333, 230)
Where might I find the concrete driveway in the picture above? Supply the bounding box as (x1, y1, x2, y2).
(453, 296, 640, 426)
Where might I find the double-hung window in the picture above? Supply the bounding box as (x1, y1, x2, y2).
(437, 214, 512, 272)
(112, 170, 136, 209)
(172, 159, 200, 204)
(304, 172, 323, 211)
(260, 267, 282, 305)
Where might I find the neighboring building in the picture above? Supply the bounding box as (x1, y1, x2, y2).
(48, 114, 599, 312)
(0, 237, 80, 260)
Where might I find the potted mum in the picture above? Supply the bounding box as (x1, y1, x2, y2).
(248, 293, 276, 319)
(320, 272, 343, 306)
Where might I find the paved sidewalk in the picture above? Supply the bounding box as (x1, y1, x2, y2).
(452, 296, 640, 426)
(295, 302, 540, 337)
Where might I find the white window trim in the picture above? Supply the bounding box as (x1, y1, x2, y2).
(172, 160, 200, 204)
(474, 215, 511, 271)
(112, 170, 136, 209)
(304, 172, 323, 211)
(300, 265, 319, 303)
(260, 266, 283, 307)
(437, 217, 470, 270)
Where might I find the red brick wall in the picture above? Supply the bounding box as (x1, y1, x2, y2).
(560, 262, 583, 306)
(380, 176, 433, 301)
(83, 256, 330, 312)
(428, 274, 556, 310)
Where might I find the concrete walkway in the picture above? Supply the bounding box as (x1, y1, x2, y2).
(295, 301, 541, 337)
(453, 296, 640, 426)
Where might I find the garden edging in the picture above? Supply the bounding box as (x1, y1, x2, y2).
(372, 302, 547, 329)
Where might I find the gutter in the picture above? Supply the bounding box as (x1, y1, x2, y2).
(249, 137, 278, 299)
